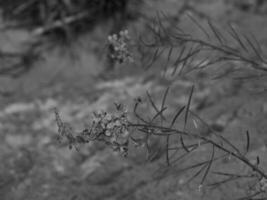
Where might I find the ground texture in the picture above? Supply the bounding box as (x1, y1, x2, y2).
(1, 0, 267, 199)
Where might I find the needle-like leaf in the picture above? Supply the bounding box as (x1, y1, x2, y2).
(228, 23, 249, 52)
(187, 13, 210, 39)
(170, 106, 185, 128)
(180, 136, 190, 152)
(184, 85, 194, 130)
(161, 86, 170, 112)
(245, 130, 250, 153)
(200, 144, 215, 185)
(208, 20, 224, 45)
(147, 91, 166, 121)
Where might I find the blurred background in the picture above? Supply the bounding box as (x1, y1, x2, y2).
(1, 0, 267, 199)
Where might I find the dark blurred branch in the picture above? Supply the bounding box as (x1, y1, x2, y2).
(32, 11, 90, 36)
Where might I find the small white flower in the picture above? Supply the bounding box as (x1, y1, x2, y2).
(114, 120, 121, 127)
(107, 29, 133, 64)
(108, 35, 113, 42)
(105, 113, 112, 121)
(105, 130, 112, 136)
(260, 178, 267, 192)
(122, 130, 129, 137)
(107, 122, 115, 129)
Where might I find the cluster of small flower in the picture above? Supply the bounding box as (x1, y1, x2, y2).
(107, 30, 134, 64)
(249, 176, 267, 195)
(259, 177, 267, 193)
(54, 105, 130, 156)
(89, 105, 130, 156)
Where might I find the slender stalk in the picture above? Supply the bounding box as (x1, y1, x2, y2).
(129, 122, 267, 179)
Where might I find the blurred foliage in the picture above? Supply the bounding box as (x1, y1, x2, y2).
(225, 0, 267, 14)
(0, 0, 142, 77)
(0, 0, 144, 46)
(0, 0, 131, 32)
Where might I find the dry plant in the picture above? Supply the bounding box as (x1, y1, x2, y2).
(55, 91, 267, 199)
(138, 11, 267, 75)
(55, 11, 267, 200)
